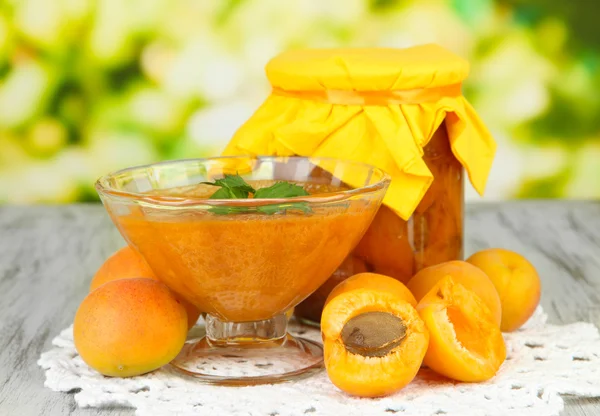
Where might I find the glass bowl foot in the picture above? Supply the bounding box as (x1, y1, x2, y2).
(170, 313, 323, 385)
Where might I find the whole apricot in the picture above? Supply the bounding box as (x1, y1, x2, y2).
(74, 278, 188, 377)
(90, 246, 155, 291)
(467, 248, 541, 332)
(406, 260, 502, 327)
(90, 246, 201, 329)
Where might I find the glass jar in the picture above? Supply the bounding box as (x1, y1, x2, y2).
(223, 45, 496, 326)
(294, 123, 464, 324)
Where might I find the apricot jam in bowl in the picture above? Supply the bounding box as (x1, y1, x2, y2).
(95, 156, 389, 385)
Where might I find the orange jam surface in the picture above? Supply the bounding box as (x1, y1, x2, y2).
(112, 181, 378, 322)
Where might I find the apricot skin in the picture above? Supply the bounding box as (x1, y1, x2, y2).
(90, 246, 156, 291)
(74, 279, 188, 377)
(467, 248, 541, 332)
(407, 261, 502, 327)
(325, 272, 417, 307)
(90, 246, 201, 329)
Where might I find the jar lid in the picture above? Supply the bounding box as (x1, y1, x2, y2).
(226, 44, 496, 220)
(266, 44, 470, 92)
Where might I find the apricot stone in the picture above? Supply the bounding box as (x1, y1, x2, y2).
(74, 278, 188, 377)
(467, 248, 541, 332)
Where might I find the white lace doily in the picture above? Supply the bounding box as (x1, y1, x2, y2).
(38, 307, 600, 416)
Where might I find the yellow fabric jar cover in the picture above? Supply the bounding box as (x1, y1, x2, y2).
(223, 44, 496, 220)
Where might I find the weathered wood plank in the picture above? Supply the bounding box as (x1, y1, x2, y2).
(0, 203, 599, 415)
(0, 205, 125, 415)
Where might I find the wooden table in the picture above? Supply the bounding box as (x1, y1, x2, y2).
(1, 202, 599, 415)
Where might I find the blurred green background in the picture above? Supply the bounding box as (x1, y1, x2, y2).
(0, 0, 599, 203)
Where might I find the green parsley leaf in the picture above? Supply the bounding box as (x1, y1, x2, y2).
(203, 174, 255, 199)
(203, 173, 254, 214)
(203, 174, 312, 215)
(257, 202, 312, 215)
(253, 182, 310, 199)
(209, 186, 237, 199)
(208, 205, 249, 215)
(254, 182, 311, 214)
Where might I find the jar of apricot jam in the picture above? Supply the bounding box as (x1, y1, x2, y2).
(222, 45, 496, 326)
(294, 123, 464, 324)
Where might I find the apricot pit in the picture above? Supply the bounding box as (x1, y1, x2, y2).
(341, 311, 407, 358)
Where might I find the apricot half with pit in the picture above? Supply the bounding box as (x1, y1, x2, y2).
(74, 278, 188, 377)
(467, 248, 541, 332)
(417, 276, 506, 382)
(90, 246, 201, 329)
(407, 260, 502, 327)
(321, 276, 429, 397)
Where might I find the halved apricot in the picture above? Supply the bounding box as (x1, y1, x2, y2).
(417, 276, 506, 382)
(322, 286, 429, 397)
(325, 272, 417, 307)
(407, 261, 502, 327)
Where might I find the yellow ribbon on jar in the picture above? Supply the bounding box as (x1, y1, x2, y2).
(271, 83, 462, 106)
(224, 45, 496, 220)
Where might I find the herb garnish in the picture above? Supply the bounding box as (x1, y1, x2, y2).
(202, 174, 311, 215)
(203, 175, 254, 199)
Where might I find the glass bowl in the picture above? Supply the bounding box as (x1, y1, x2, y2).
(95, 156, 390, 385)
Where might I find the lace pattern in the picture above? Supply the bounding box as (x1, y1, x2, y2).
(38, 307, 600, 416)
